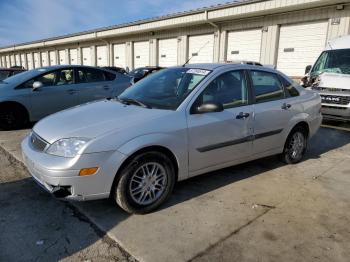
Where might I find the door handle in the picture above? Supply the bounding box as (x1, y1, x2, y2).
(103, 85, 111, 90)
(67, 89, 78, 94)
(236, 112, 250, 119)
(281, 103, 292, 110)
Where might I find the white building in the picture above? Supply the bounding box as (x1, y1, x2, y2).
(0, 0, 350, 78)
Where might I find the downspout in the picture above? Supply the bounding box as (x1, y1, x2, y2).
(95, 31, 111, 66)
(205, 10, 221, 62)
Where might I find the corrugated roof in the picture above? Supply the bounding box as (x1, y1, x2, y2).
(0, 0, 263, 49)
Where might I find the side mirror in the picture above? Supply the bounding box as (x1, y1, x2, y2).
(305, 65, 312, 75)
(32, 81, 43, 91)
(192, 102, 224, 114)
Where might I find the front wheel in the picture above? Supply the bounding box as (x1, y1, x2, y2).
(281, 127, 308, 164)
(115, 151, 175, 214)
(0, 107, 27, 130)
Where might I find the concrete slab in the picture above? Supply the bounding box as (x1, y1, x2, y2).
(0, 125, 349, 262)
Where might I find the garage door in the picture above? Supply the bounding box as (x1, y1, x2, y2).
(158, 38, 178, 67)
(277, 21, 328, 77)
(34, 53, 40, 68)
(49, 51, 57, 66)
(20, 54, 26, 68)
(96, 46, 108, 66)
(82, 47, 92, 66)
(27, 54, 33, 69)
(227, 29, 262, 62)
(188, 34, 214, 64)
(15, 54, 21, 66)
(69, 49, 78, 65)
(134, 41, 149, 68)
(41, 52, 48, 67)
(113, 44, 126, 68)
(58, 50, 67, 65)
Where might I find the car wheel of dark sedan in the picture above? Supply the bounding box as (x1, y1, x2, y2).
(0, 106, 27, 130)
(115, 151, 175, 214)
(281, 126, 308, 164)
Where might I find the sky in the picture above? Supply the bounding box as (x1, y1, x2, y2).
(0, 0, 231, 47)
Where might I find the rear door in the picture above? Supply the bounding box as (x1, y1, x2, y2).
(25, 68, 78, 120)
(75, 67, 115, 104)
(249, 70, 293, 154)
(187, 70, 253, 172)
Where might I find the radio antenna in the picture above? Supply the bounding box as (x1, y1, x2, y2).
(182, 41, 210, 67)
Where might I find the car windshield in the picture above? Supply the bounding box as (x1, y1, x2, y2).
(119, 67, 211, 110)
(311, 49, 350, 76)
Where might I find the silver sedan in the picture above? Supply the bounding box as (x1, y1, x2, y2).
(22, 63, 322, 214)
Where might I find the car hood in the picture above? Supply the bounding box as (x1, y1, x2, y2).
(319, 72, 350, 90)
(33, 99, 172, 144)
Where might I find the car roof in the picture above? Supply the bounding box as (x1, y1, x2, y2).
(183, 63, 274, 72)
(39, 65, 107, 70)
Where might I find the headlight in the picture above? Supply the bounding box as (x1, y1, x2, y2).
(46, 138, 90, 158)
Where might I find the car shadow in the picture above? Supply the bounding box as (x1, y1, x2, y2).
(161, 126, 350, 210)
(0, 149, 129, 262)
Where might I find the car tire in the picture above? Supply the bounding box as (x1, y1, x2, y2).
(0, 106, 27, 130)
(281, 126, 308, 164)
(115, 151, 175, 214)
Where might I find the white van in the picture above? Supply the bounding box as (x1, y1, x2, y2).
(302, 35, 350, 121)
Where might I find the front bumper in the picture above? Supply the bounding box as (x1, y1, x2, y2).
(21, 135, 127, 201)
(321, 105, 350, 121)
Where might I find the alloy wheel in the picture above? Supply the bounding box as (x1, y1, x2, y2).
(129, 162, 167, 206)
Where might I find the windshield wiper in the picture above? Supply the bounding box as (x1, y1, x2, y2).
(117, 97, 152, 109)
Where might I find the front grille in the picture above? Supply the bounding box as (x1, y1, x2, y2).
(30, 132, 48, 152)
(321, 95, 350, 105)
(320, 87, 350, 93)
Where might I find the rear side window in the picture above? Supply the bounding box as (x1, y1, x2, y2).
(279, 75, 300, 97)
(104, 71, 116, 81)
(251, 70, 284, 103)
(77, 68, 106, 83)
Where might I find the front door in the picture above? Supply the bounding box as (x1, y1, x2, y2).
(28, 68, 78, 120)
(187, 70, 253, 173)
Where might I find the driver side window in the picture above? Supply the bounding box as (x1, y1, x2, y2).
(195, 70, 248, 109)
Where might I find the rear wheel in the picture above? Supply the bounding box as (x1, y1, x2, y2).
(115, 151, 175, 214)
(281, 126, 308, 164)
(0, 106, 28, 130)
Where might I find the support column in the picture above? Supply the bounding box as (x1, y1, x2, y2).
(260, 25, 280, 66)
(108, 43, 113, 66)
(219, 30, 227, 62)
(126, 42, 133, 70)
(213, 29, 221, 63)
(77, 47, 82, 65)
(149, 39, 158, 66)
(327, 16, 350, 41)
(177, 35, 188, 65)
